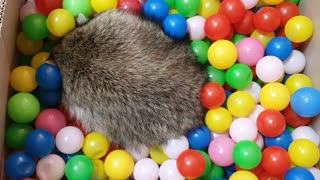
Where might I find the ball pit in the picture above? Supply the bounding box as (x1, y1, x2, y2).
(2, 0, 320, 179)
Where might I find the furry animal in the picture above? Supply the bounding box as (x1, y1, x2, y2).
(51, 9, 207, 151)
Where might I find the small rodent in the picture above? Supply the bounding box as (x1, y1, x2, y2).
(51, 9, 207, 151)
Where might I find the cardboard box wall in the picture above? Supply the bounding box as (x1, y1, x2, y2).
(0, 0, 319, 178)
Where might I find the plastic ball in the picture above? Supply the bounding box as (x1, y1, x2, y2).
(229, 117, 258, 142)
(243, 82, 261, 103)
(46, 9, 75, 37)
(197, 150, 212, 178)
(31, 52, 50, 70)
(227, 91, 256, 117)
(219, 0, 246, 24)
(257, 109, 286, 137)
(191, 40, 210, 64)
(236, 37, 264, 66)
(285, 74, 313, 95)
(35, 108, 67, 136)
(207, 66, 226, 85)
(22, 14, 49, 40)
(149, 145, 170, 164)
(36, 154, 65, 180)
(59, 150, 83, 163)
(35, 0, 62, 15)
(104, 150, 134, 179)
(159, 160, 184, 180)
(283, 104, 311, 128)
(162, 136, 189, 159)
(265, 129, 293, 150)
(283, 50, 306, 74)
(118, 0, 142, 14)
(260, 82, 290, 111)
(205, 14, 231, 41)
(62, 0, 93, 17)
(162, 14, 188, 40)
(208, 136, 235, 167)
(261, 146, 291, 176)
(229, 170, 259, 180)
(4, 152, 36, 179)
(10, 66, 38, 92)
(91, 0, 117, 13)
(241, 0, 259, 9)
(133, 158, 159, 180)
(198, 0, 220, 18)
(233, 10, 255, 35)
(16, 32, 43, 55)
(25, 129, 55, 157)
(247, 104, 265, 123)
(65, 155, 94, 180)
(36, 88, 62, 107)
(288, 139, 320, 168)
(20, 0, 39, 22)
(266, 37, 293, 61)
(292, 126, 320, 146)
(250, 29, 275, 48)
(91, 159, 107, 180)
(256, 56, 284, 83)
(254, 133, 264, 150)
(199, 82, 226, 109)
(208, 39, 238, 69)
(226, 63, 253, 90)
(7, 92, 40, 123)
(205, 107, 232, 133)
(285, 167, 315, 180)
(176, 149, 206, 179)
(176, 0, 201, 17)
(308, 167, 320, 180)
(232, 34, 246, 45)
(36, 63, 62, 91)
(254, 7, 281, 32)
(82, 132, 110, 159)
(187, 125, 212, 150)
(232, 140, 262, 170)
(143, 0, 169, 22)
(275, 1, 300, 27)
(187, 15, 206, 40)
(290, 87, 320, 118)
(285, 16, 314, 43)
(55, 126, 84, 154)
(5, 123, 33, 149)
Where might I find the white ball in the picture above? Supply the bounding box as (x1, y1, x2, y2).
(229, 117, 258, 142)
(187, 16, 206, 40)
(55, 126, 84, 154)
(36, 154, 65, 180)
(283, 50, 306, 74)
(254, 133, 264, 149)
(133, 158, 159, 180)
(162, 136, 189, 159)
(308, 167, 320, 180)
(247, 104, 265, 123)
(292, 126, 320, 146)
(212, 131, 230, 140)
(256, 56, 284, 83)
(159, 160, 184, 180)
(243, 81, 261, 103)
(126, 145, 149, 161)
(240, 0, 259, 9)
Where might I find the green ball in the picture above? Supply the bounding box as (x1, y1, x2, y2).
(65, 155, 94, 180)
(191, 40, 210, 64)
(232, 34, 247, 46)
(226, 63, 253, 90)
(197, 150, 212, 178)
(63, 0, 93, 17)
(286, 125, 295, 132)
(286, 0, 299, 4)
(233, 140, 262, 170)
(165, 0, 176, 8)
(176, 0, 201, 17)
(7, 93, 40, 123)
(207, 66, 226, 86)
(5, 123, 33, 149)
(22, 14, 49, 41)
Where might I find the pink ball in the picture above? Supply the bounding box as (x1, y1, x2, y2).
(35, 108, 67, 136)
(187, 16, 206, 40)
(19, 0, 39, 22)
(208, 136, 236, 167)
(256, 55, 284, 83)
(55, 126, 84, 154)
(237, 37, 264, 66)
(229, 117, 258, 142)
(36, 154, 65, 180)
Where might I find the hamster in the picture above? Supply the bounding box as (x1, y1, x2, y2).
(51, 9, 207, 151)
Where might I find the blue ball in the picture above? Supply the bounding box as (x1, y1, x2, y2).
(36, 87, 62, 107)
(162, 14, 188, 40)
(187, 125, 212, 150)
(36, 63, 62, 91)
(281, 73, 292, 84)
(25, 129, 55, 158)
(266, 37, 293, 61)
(143, 0, 169, 22)
(223, 90, 232, 108)
(291, 87, 320, 118)
(224, 164, 236, 179)
(5, 152, 36, 179)
(59, 150, 83, 163)
(285, 167, 315, 180)
(265, 129, 293, 150)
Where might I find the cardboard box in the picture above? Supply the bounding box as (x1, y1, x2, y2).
(0, 0, 319, 179)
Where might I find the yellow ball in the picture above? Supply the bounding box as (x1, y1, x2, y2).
(16, 32, 43, 55)
(198, 0, 220, 19)
(260, 82, 290, 111)
(262, 0, 284, 5)
(169, 8, 179, 14)
(46, 9, 75, 37)
(149, 145, 170, 165)
(205, 107, 232, 133)
(285, 74, 313, 95)
(10, 66, 38, 92)
(288, 139, 320, 168)
(250, 29, 275, 48)
(91, 159, 107, 180)
(91, 0, 118, 13)
(208, 40, 238, 70)
(227, 91, 256, 117)
(285, 16, 314, 43)
(104, 150, 134, 180)
(256, 0, 268, 7)
(230, 170, 258, 180)
(82, 132, 110, 159)
(31, 52, 50, 70)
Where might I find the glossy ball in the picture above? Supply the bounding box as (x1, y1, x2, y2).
(198, 0, 220, 18)
(20, 0, 39, 22)
(149, 145, 170, 165)
(292, 126, 320, 146)
(219, 0, 246, 24)
(35, 108, 67, 136)
(16, 32, 43, 55)
(254, 7, 281, 32)
(36, 63, 62, 91)
(288, 139, 320, 168)
(250, 29, 275, 48)
(36, 88, 62, 107)
(227, 91, 255, 117)
(233, 140, 262, 170)
(285, 167, 315, 180)
(200, 82, 226, 109)
(104, 150, 135, 179)
(205, 14, 231, 41)
(266, 37, 293, 61)
(233, 10, 255, 35)
(290, 87, 320, 118)
(31, 52, 50, 70)
(91, 0, 117, 13)
(230, 170, 258, 180)
(143, 0, 169, 22)
(91, 159, 107, 180)
(207, 66, 226, 85)
(176, 0, 201, 17)
(163, 14, 188, 40)
(261, 146, 291, 176)
(5, 152, 36, 179)
(257, 109, 286, 137)
(283, 105, 311, 128)
(260, 82, 290, 111)
(187, 15, 206, 40)
(159, 160, 184, 180)
(283, 50, 306, 74)
(205, 107, 232, 133)
(25, 129, 55, 157)
(237, 37, 264, 66)
(35, 0, 62, 15)
(285, 73, 313, 95)
(10, 66, 37, 92)
(187, 125, 212, 150)
(243, 82, 261, 103)
(133, 158, 159, 180)
(5, 123, 33, 149)
(46, 9, 75, 37)
(55, 126, 84, 154)
(241, 0, 259, 9)
(118, 0, 142, 14)
(226, 63, 253, 90)
(22, 14, 49, 40)
(275, 1, 300, 27)
(256, 56, 284, 83)
(177, 149, 206, 178)
(63, 0, 92, 17)
(82, 132, 110, 159)
(208, 136, 236, 167)
(208, 39, 238, 69)
(191, 40, 210, 64)
(265, 129, 293, 150)
(162, 136, 189, 159)
(65, 155, 94, 180)
(36, 154, 65, 180)
(285, 16, 314, 43)
(230, 117, 258, 142)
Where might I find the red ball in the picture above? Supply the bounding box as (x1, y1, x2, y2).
(258, 171, 284, 180)
(35, 108, 67, 136)
(117, 0, 142, 14)
(283, 105, 311, 128)
(254, 7, 281, 33)
(275, 1, 300, 27)
(235, 162, 264, 176)
(205, 13, 231, 41)
(261, 146, 291, 176)
(35, 0, 62, 16)
(233, 10, 255, 35)
(219, 0, 246, 24)
(177, 149, 206, 179)
(200, 82, 226, 109)
(257, 109, 286, 137)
